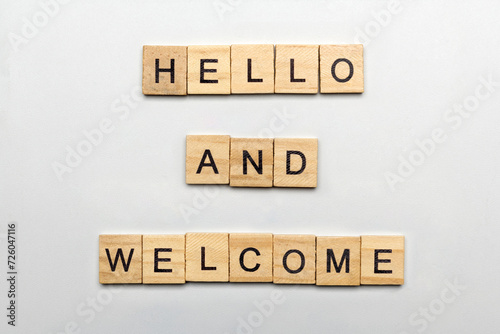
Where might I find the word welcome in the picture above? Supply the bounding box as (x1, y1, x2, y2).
(186, 135, 318, 188)
(142, 44, 364, 95)
(99, 234, 404, 286)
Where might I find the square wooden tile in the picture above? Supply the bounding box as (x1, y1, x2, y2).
(99, 235, 142, 284)
(316, 236, 360, 286)
(361, 236, 405, 285)
(143, 235, 185, 284)
(185, 233, 229, 282)
(231, 44, 275, 94)
(320, 44, 364, 93)
(142, 45, 187, 95)
(275, 45, 319, 94)
(273, 138, 318, 188)
(229, 233, 273, 282)
(273, 234, 316, 284)
(230, 138, 274, 187)
(186, 135, 230, 184)
(188, 45, 231, 94)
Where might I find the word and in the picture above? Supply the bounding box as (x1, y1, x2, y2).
(142, 44, 364, 95)
(99, 234, 404, 286)
(186, 135, 318, 188)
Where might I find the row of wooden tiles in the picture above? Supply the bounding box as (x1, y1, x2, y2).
(99, 234, 404, 286)
(186, 135, 318, 188)
(143, 44, 363, 95)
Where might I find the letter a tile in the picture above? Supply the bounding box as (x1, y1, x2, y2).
(186, 135, 230, 184)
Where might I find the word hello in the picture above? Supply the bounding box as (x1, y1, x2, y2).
(142, 44, 364, 95)
(186, 135, 318, 188)
(99, 234, 404, 286)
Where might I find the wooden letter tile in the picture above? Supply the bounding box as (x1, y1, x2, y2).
(316, 236, 360, 286)
(273, 138, 318, 188)
(273, 234, 316, 284)
(143, 235, 185, 284)
(185, 233, 229, 282)
(142, 46, 187, 95)
(361, 236, 405, 285)
(231, 44, 275, 94)
(99, 235, 142, 284)
(229, 233, 273, 282)
(275, 45, 319, 94)
(186, 135, 230, 184)
(320, 44, 364, 93)
(188, 45, 231, 94)
(230, 138, 274, 187)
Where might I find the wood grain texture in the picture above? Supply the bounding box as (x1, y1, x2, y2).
(188, 45, 231, 94)
(231, 44, 275, 94)
(275, 45, 319, 94)
(273, 234, 316, 284)
(316, 236, 360, 286)
(361, 235, 404, 285)
(229, 233, 273, 282)
(99, 235, 142, 284)
(273, 138, 318, 188)
(185, 233, 229, 282)
(142, 235, 185, 284)
(230, 138, 274, 187)
(320, 44, 364, 93)
(142, 45, 187, 95)
(186, 135, 230, 184)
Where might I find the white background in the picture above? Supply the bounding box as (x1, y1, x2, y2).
(1, 0, 500, 333)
